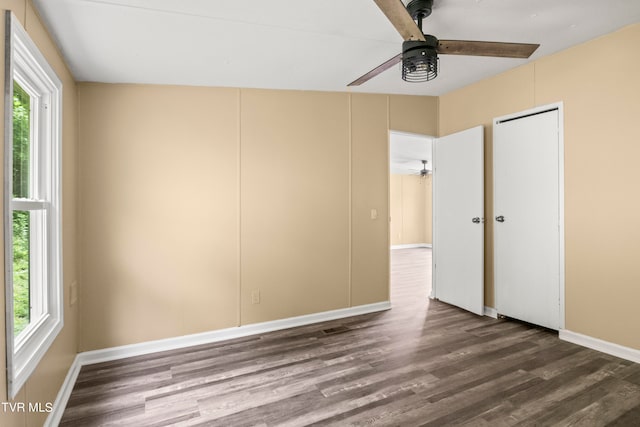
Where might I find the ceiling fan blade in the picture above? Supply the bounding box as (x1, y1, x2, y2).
(348, 53, 402, 86)
(437, 40, 540, 58)
(374, 0, 425, 41)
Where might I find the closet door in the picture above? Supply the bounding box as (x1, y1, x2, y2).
(494, 107, 562, 330)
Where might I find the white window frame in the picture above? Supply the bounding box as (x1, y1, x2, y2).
(4, 11, 63, 399)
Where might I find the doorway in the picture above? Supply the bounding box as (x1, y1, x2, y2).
(389, 131, 434, 297)
(389, 127, 485, 315)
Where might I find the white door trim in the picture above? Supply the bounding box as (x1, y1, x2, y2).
(493, 102, 565, 330)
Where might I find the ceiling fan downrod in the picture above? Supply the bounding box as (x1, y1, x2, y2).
(406, 0, 433, 32)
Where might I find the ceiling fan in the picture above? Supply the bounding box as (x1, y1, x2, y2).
(409, 160, 430, 177)
(349, 0, 540, 86)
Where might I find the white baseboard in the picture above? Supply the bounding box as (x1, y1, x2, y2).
(44, 355, 82, 427)
(560, 329, 640, 364)
(391, 243, 432, 250)
(44, 301, 391, 425)
(77, 301, 391, 366)
(484, 306, 498, 319)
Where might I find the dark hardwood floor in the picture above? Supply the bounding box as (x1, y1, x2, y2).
(60, 248, 640, 426)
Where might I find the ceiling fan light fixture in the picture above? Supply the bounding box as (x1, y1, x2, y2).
(402, 36, 439, 82)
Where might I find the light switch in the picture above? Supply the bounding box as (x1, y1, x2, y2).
(370, 209, 378, 220)
(251, 290, 260, 304)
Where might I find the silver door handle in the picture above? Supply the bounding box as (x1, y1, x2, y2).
(496, 216, 505, 222)
(472, 217, 481, 224)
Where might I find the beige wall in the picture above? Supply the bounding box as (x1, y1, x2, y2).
(0, 1, 79, 426)
(389, 95, 439, 136)
(78, 84, 240, 349)
(440, 23, 640, 350)
(240, 89, 350, 323)
(351, 94, 390, 305)
(78, 88, 437, 350)
(390, 175, 432, 246)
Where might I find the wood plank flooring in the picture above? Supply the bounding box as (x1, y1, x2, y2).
(60, 248, 640, 426)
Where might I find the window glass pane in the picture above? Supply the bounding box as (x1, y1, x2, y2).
(13, 81, 31, 199)
(13, 210, 30, 336)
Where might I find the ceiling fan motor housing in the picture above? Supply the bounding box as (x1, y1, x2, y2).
(402, 35, 439, 82)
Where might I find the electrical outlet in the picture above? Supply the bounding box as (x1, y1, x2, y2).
(370, 208, 378, 220)
(251, 290, 260, 305)
(70, 281, 78, 306)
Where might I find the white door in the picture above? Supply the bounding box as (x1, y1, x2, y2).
(494, 107, 562, 330)
(433, 126, 484, 315)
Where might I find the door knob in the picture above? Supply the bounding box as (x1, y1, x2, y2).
(496, 215, 505, 222)
(472, 217, 481, 224)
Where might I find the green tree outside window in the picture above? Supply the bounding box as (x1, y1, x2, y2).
(13, 82, 31, 336)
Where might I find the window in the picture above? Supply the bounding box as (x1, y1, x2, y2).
(4, 12, 63, 399)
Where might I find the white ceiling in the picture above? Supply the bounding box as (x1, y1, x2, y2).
(33, 0, 640, 96)
(390, 132, 433, 175)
